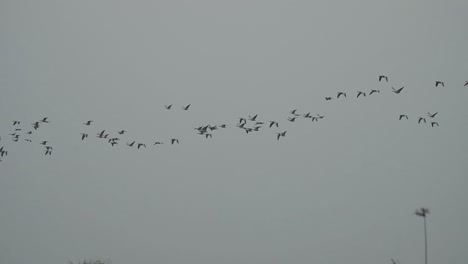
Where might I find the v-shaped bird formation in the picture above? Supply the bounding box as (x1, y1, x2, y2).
(0, 77, 465, 164)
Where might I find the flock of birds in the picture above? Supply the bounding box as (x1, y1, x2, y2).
(1, 77, 467, 164)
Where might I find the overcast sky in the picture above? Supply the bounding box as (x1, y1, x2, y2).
(1, 1, 468, 264)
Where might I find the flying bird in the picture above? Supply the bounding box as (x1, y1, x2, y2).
(290, 109, 298, 115)
(369, 89, 380, 95)
(248, 114, 258, 121)
(171, 138, 179, 145)
(379, 75, 388, 82)
(40, 141, 48, 145)
(127, 141, 135, 147)
(154, 142, 163, 145)
(435, 81, 444, 87)
(399, 115, 408, 120)
(325, 97, 332, 101)
(464, 81, 468, 86)
(83, 120, 93, 125)
(276, 131, 287, 140)
(137, 143, 146, 149)
(337, 92, 346, 98)
(182, 104, 191, 110)
(431, 122, 439, 127)
(269, 121, 279, 128)
(427, 112, 438, 118)
(357, 91, 366, 98)
(164, 104, 172, 109)
(40, 117, 49, 123)
(13, 121, 20, 125)
(81, 133, 88, 140)
(118, 130, 126, 135)
(418, 117, 426, 124)
(392, 87, 404, 94)
(287, 117, 297, 122)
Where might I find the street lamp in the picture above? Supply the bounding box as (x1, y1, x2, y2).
(414, 207, 430, 264)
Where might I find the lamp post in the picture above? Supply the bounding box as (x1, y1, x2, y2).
(414, 208, 429, 264)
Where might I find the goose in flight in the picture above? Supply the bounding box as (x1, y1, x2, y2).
(13, 121, 20, 125)
(40, 141, 48, 145)
(435, 81, 444, 87)
(399, 115, 408, 120)
(171, 138, 179, 145)
(379, 75, 388, 82)
(290, 109, 298, 115)
(248, 114, 258, 121)
(182, 104, 191, 110)
(40, 117, 49, 123)
(164, 104, 172, 109)
(24, 139, 32, 142)
(239, 118, 246, 124)
(276, 131, 287, 140)
(303, 112, 312, 118)
(127, 141, 135, 147)
(325, 97, 332, 101)
(118, 130, 126, 135)
(369, 89, 380, 95)
(154, 142, 163, 145)
(269, 121, 279, 128)
(287, 117, 297, 122)
(337, 92, 346, 98)
(97, 130, 106, 138)
(83, 120, 93, 125)
(392, 87, 404, 94)
(317, 114, 324, 119)
(357, 91, 366, 98)
(44, 150, 52, 155)
(427, 112, 438, 118)
(137, 143, 146, 149)
(418, 117, 426, 124)
(81, 133, 88, 140)
(45, 146, 53, 151)
(27, 131, 32, 134)
(464, 81, 468, 86)
(205, 133, 212, 139)
(219, 124, 227, 128)
(431, 122, 439, 127)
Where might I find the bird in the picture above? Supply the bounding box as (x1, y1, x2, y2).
(357, 91, 366, 98)
(81, 133, 88, 140)
(290, 109, 298, 115)
(392, 87, 404, 94)
(137, 143, 146, 149)
(97, 130, 106, 138)
(239, 118, 246, 124)
(13, 121, 20, 125)
(464, 81, 468, 86)
(435, 81, 444, 87)
(325, 97, 332, 101)
(118, 130, 126, 135)
(40, 141, 48, 145)
(317, 114, 324, 119)
(171, 138, 179, 144)
(127, 141, 135, 147)
(431, 122, 439, 127)
(83, 120, 93, 125)
(154, 142, 163, 145)
(205, 133, 212, 139)
(399, 115, 408, 120)
(337, 92, 346, 98)
(26, 131, 32, 134)
(287, 117, 297, 122)
(276, 131, 287, 140)
(379, 75, 388, 82)
(24, 139, 32, 142)
(369, 89, 380, 95)
(248, 114, 258, 121)
(303, 112, 312, 118)
(45, 146, 53, 151)
(219, 124, 227, 128)
(427, 112, 438, 118)
(44, 150, 52, 155)
(269, 121, 279, 128)
(418, 117, 426, 124)
(164, 104, 172, 109)
(40, 117, 49, 123)
(182, 104, 191, 110)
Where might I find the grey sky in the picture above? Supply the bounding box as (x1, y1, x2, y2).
(1, 0, 468, 263)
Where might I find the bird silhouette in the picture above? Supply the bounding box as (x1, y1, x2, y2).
(118, 130, 126, 135)
(427, 112, 438, 118)
(290, 109, 298, 115)
(13, 121, 20, 125)
(171, 138, 179, 144)
(464, 81, 468, 86)
(248, 114, 258, 121)
(154, 142, 163, 145)
(182, 104, 191, 110)
(137, 143, 146, 149)
(369, 89, 380, 95)
(83, 120, 93, 125)
(269, 121, 279, 128)
(435, 81, 444, 87)
(165, 104, 172, 109)
(399, 115, 408, 120)
(431, 122, 439, 127)
(276, 131, 287, 140)
(392, 87, 404, 94)
(40, 141, 48, 145)
(379, 75, 388, 82)
(337, 92, 346, 98)
(97, 130, 106, 138)
(127, 141, 135, 147)
(418, 117, 426, 124)
(317, 114, 324, 119)
(357, 91, 366, 98)
(81, 133, 88, 140)
(287, 117, 297, 122)
(325, 97, 332, 101)
(40, 117, 49, 123)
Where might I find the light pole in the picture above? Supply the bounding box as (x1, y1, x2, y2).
(414, 207, 430, 264)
